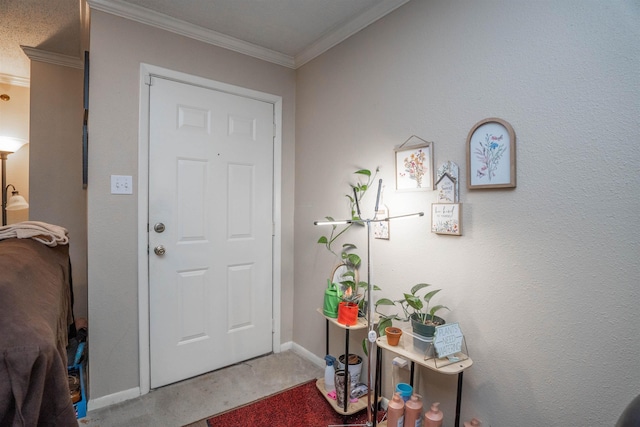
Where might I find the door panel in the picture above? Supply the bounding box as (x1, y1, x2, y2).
(149, 76, 274, 388)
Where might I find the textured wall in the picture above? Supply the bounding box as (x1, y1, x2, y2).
(294, 0, 640, 425)
(28, 62, 87, 318)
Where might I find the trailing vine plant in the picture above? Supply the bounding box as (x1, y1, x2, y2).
(317, 167, 380, 313)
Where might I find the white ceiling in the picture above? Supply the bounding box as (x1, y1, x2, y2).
(0, 0, 409, 83)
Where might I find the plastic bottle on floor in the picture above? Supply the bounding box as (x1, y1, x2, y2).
(324, 355, 336, 392)
(404, 394, 424, 427)
(423, 402, 443, 427)
(387, 392, 405, 427)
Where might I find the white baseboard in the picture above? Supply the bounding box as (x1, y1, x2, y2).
(87, 386, 141, 411)
(290, 341, 324, 369)
(279, 340, 293, 352)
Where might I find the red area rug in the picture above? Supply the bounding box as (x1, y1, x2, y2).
(205, 380, 382, 427)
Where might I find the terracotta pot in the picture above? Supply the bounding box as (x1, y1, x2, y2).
(385, 326, 403, 346)
(337, 302, 359, 326)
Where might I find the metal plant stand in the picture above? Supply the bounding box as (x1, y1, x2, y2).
(315, 179, 423, 427)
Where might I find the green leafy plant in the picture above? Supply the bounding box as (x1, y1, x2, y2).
(317, 168, 379, 259)
(317, 168, 380, 315)
(398, 283, 448, 325)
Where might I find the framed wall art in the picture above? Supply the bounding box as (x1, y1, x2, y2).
(395, 135, 434, 190)
(431, 203, 462, 235)
(436, 161, 460, 203)
(436, 173, 456, 203)
(466, 118, 516, 189)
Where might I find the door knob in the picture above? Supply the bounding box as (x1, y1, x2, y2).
(154, 245, 166, 256)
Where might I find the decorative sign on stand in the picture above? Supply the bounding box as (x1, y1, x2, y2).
(434, 323, 464, 359)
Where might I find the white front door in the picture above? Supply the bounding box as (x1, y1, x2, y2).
(148, 76, 274, 388)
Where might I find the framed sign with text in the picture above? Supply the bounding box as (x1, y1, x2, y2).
(434, 323, 464, 358)
(431, 203, 462, 235)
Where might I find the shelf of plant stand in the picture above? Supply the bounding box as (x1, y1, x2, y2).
(376, 326, 473, 374)
(315, 378, 370, 415)
(316, 307, 377, 330)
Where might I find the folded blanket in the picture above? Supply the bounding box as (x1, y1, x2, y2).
(0, 221, 69, 246)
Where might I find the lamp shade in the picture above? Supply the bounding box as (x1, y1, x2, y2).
(6, 192, 28, 211)
(0, 136, 28, 153)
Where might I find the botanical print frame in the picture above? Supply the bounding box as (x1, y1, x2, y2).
(466, 118, 516, 189)
(395, 136, 434, 190)
(431, 203, 462, 235)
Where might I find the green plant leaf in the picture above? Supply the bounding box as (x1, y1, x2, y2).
(344, 253, 361, 268)
(404, 294, 423, 311)
(429, 304, 449, 317)
(378, 317, 393, 336)
(410, 283, 431, 295)
(354, 169, 371, 176)
(317, 236, 328, 244)
(423, 289, 441, 303)
(342, 270, 355, 279)
(375, 298, 395, 306)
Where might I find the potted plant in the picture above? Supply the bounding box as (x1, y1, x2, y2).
(399, 283, 448, 336)
(317, 168, 379, 317)
(336, 280, 362, 326)
(370, 283, 448, 353)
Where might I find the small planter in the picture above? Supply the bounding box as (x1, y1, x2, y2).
(385, 326, 403, 346)
(337, 302, 359, 326)
(410, 313, 445, 355)
(410, 313, 445, 338)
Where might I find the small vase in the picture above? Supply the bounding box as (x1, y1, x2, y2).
(385, 326, 403, 346)
(337, 302, 359, 326)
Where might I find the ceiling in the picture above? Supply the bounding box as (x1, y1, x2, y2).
(0, 0, 409, 83)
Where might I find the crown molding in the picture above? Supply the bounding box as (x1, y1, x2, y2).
(88, 0, 409, 70)
(87, 0, 296, 69)
(294, 0, 411, 68)
(21, 46, 84, 69)
(0, 73, 30, 87)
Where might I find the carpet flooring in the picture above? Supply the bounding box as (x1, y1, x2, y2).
(201, 379, 384, 427)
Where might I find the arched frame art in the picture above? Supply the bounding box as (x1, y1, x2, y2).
(466, 117, 516, 189)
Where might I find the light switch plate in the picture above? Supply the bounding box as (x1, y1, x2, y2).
(111, 175, 133, 194)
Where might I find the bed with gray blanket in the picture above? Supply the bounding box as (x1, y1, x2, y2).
(0, 237, 77, 426)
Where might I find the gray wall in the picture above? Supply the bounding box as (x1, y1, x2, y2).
(87, 10, 296, 400)
(294, 0, 639, 425)
(29, 61, 88, 319)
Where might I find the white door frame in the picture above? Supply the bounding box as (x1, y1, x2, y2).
(137, 63, 282, 395)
